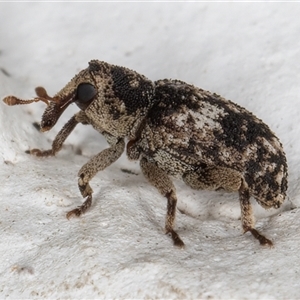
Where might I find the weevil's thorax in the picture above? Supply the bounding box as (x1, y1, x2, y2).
(84, 60, 155, 139)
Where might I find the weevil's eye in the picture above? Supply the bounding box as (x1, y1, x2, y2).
(76, 83, 97, 103)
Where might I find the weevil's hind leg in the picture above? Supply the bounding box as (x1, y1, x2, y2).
(239, 184, 273, 247)
(183, 166, 272, 246)
(140, 157, 184, 247)
(67, 138, 125, 219)
(29, 111, 89, 157)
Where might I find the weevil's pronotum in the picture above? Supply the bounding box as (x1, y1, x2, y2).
(3, 60, 288, 247)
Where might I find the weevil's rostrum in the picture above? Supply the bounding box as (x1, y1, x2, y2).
(3, 60, 288, 247)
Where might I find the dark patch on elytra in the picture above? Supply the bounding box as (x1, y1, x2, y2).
(257, 141, 287, 194)
(269, 152, 288, 191)
(245, 158, 261, 174)
(204, 92, 276, 154)
(244, 138, 287, 202)
(281, 176, 288, 195)
(213, 110, 275, 153)
(149, 80, 201, 127)
(264, 169, 280, 191)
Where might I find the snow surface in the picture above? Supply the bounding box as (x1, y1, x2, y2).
(1, 2, 300, 299)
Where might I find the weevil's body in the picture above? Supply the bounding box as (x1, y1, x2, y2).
(133, 79, 287, 208)
(3, 60, 288, 247)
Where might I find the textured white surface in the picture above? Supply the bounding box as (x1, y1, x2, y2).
(1, 2, 300, 299)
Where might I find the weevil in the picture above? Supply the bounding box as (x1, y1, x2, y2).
(3, 60, 288, 247)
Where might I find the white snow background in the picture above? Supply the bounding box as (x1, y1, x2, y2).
(1, 2, 300, 299)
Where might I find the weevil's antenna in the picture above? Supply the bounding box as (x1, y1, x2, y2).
(3, 95, 49, 106)
(35, 86, 54, 102)
(3, 86, 59, 106)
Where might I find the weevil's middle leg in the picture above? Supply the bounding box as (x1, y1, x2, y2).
(140, 157, 184, 247)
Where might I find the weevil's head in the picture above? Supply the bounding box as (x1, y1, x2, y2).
(40, 60, 155, 136)
(3, 60, 155, 136)
(40, 67, 98, 131)
(2, 62, 98, 132)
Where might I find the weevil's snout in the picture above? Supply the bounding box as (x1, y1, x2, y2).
(40, 81, 97, 131)
(2, 85, 74, 132)
(40, 102, 63, 131)
(40, 91, 76, 132)
(3, 66, 97, 132)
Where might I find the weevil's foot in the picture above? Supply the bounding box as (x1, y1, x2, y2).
(250, 228, 273, 247)
(244, 227, 273, 247)
(66, 208, 83, 219)
(166, 229, 185, 248)
(66, 195, 92, 219)
(26, 148, 54, 157)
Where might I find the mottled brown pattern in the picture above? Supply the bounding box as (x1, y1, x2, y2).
(140, 79, 287, 208)
(3, 60, 288, 247)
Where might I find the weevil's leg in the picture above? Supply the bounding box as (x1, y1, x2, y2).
(183, 166, 272, 246)
(66, 137, 125, 219)
(239, 184, 273, 247)
(140, 157, 184, 247)
(30, 111, 88, 157)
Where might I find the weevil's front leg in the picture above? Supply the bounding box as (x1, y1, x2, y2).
(140, 157, 184, 247)
(66, 137, 125, 219)
(239, 183, 273, 246)
(30, 111, 89, 157)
